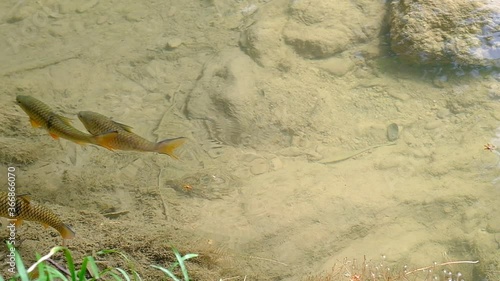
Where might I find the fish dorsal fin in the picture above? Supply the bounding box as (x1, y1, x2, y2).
(113, 121, 133, 132)
(57, 115, 73, 125)
(18, 194, 32, 203)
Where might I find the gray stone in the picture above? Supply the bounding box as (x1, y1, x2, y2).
(387, 123, 399, 141)
(390, 0, 500, 67)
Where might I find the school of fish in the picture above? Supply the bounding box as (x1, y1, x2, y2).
(16, 95, 118, 149)
(7, 95, 187, 242)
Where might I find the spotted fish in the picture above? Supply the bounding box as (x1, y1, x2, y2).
(77, 111, 186, 159)
(0, 192, 75, 239)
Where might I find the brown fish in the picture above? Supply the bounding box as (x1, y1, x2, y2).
(0, 192, 75, 239)
(16, 95, 117, 148)
(77, 111, 186, 159)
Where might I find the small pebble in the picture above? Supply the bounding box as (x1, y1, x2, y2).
(250, 158, 269, 175)
(318, 57, 355, 77)
(387, 91, 410, 101)
(270, 157, 283, 170)
(424, 120, 443, 130)
(241, 4, 258, 16)
(124, 10, 148, 22)
(166, 38, 183, 49)
(436, 108, 450, 119)
(386, 123, 399, 141)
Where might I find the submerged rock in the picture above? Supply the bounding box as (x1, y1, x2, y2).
(283, 0, 385, 59)
(185, 49, 258, 145)
(390, 0, 500, 67)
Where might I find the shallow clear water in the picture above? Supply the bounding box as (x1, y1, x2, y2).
(0, 0, 499, 280)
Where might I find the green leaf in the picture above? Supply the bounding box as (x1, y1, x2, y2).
(171, 247, 198, 281)
(114, 268, 131, 281)
(79, 256, 100, 280)
(151, 265, 180, 281)
(11, 243, 29, 281)
(61, 248, 77, 281)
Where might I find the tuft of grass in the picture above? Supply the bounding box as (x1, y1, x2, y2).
(151, 246, 199, 281)
(2, 243, 198, 281)
(97, 249, 143, 281)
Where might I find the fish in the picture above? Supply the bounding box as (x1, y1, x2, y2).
(0, 192, 75, 240)
(16, 95, 117, 148)
(77, 110, 186, 159)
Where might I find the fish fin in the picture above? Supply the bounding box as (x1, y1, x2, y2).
(49, 132, 60, 139)
(155, 137, 187, 159)
(94, 131, 119, 150)
(14, 219, 23, 227)
(29, 118, 42, 128)
(113, 121, 134, 132)
(71, 138, 88, 146)
(18, 194, 31, 203)
(57, 115, 73, 125)
(59, 223, 76, 239)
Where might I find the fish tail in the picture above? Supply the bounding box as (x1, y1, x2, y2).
(155, 137, 186, 159)
(59, 223, 76, 239)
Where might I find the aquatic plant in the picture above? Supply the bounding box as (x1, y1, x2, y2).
(2, 243, 198, 281)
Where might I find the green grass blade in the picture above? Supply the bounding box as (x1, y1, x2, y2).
(26, 246, 64, 273)
(132, 270, 143, 281)
(97, 249, 128, 262)
(172, 248, 188, 281)
(171, 247, 198, 281)
(181, 254, 198, 260)
(151, 265, 180, 281)
(45, 266, 69, 281)
(61, 248, 77, 281)
(114, 268, 131, 281)
(11, 244, 29, 281)
(79, 256, 100, 280)
(34, 253, 47, 281)
(99, 270, 126, 281)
